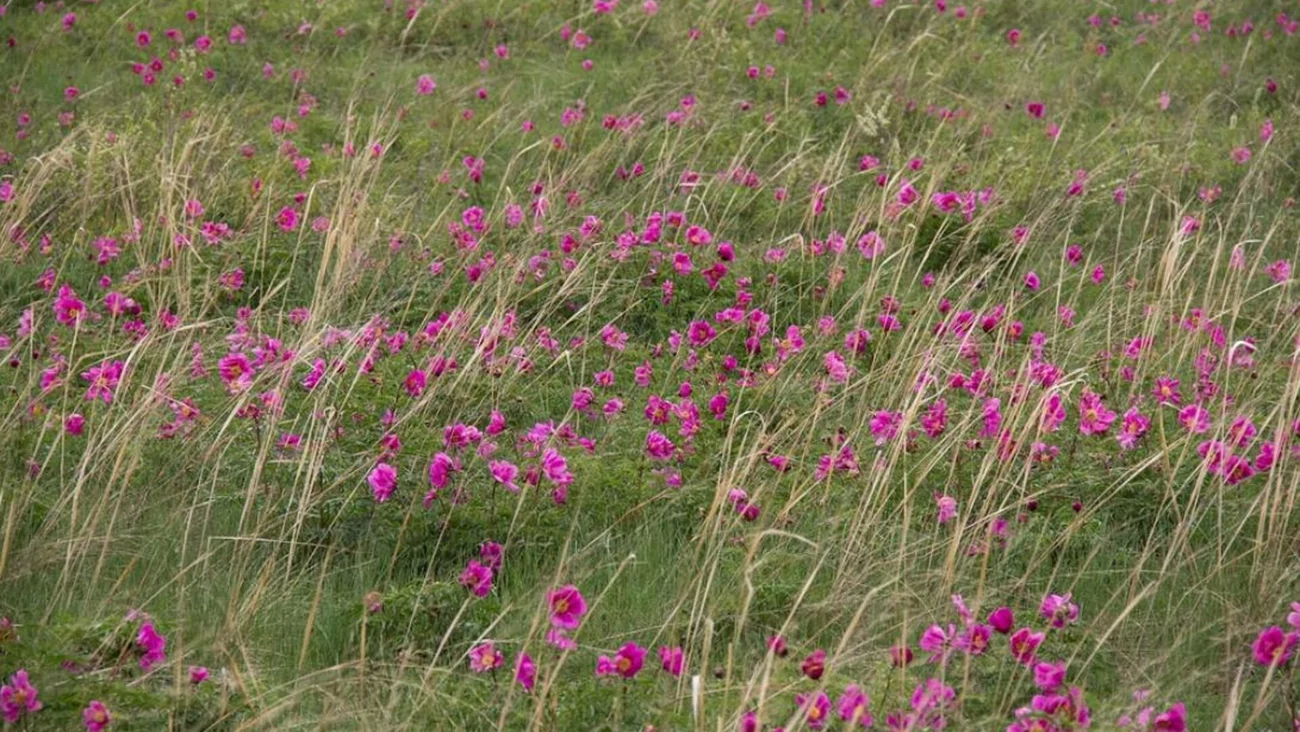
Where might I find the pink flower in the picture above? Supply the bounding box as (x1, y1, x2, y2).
(1010, 627, 1045, 665)
(1033, 660, 1067, 692)
(837, 684, 873, 727)
(988, 607, 1014, 634)
(598, 642, 646, 678)
(489, 460, 520, 492)
(1152, 702, 1187, 731)
(416, 74, 437, 95)
(459, 559, 494, 597)
(54, 284, 88, 326)
(1116, 407, 1150, 450)
(0, 670, 42, 723)
(136, 621, 167, 670)
(82, 700, 110, 731)
(1077, 390, 1116, 435)
(935, 494, 957, 525)
(277, 206, 299, 231)
(82, 360, 125, 404)
(368, 462, 397, 503)
(515, 653, 536, 691)
(1040, 593, 1080, 628)
(65, 413, 86, 436)
(1252, 626, 1297, 666)
(189, 666, 209, 685)
(1178, 404, 1211, 433)
(796, 691, 832, 729)
(919, 624, 954, 662)
(469, 642, 504, 672)
(658, 645, 684, 676)
(802, 649, 827, 679)
(548, 585, 588, 629)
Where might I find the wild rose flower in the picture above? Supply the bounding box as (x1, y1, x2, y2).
(1033, 660, 1068, 692)
(1178, 404, 1211, 433)
(802, 649, 826, 679)
(469, 642, 504, 672)
(987, 607, 1014, 634)
(957, 623, 992, 656)
(137, 621, 167, 670)
(796, 691, 832, 729)
(83, 360, 125, 404)
(598, 642, 646, 678)
(459, 559, 494, 597)
(1078, 390, 1116, 435)
(838, 684, 873, 727)
(1117, 408, 1150, 450)
(935, 494, 957, 525)
(515, 653, 536, 691)
(1252, 626, 1297, 666)
(1040, 593, 1080, 628)
(1010, 627, 1045, 665)
(919, 624, 954, 662)
(548, 585, 588, 629)
(368, 462, 396, 503)
(658, 646, 683, 676)
(1152, 702, 1187, 731)
(1, 670, 42, 723)
(489, 460, 520, 492)
(82, 700, 110, 731)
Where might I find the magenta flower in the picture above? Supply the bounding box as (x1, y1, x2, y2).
(459, 559, 494, 597)
(428, 452, 456, 494)
(1033, 660, 1067, 692)
(82, 360, 125, 404)
(838, 684, 873, 727)
(0, 670, 42, 723)
(136, 622, 167, 671)
(1010, 627, 1045, 665)
(1152, 702, 1186, 731)
(658, 645, 684, 677)
(489, 460, 521, 492)
(935, 493, 957, 525)
(189, 666, 209, 685)
(988, 606, 1014, 634)
(796, 690, 832, 729)
(598, 642, 646, 678)
(82, 700, 110, 731)
(1078, 390, 1116, 435)
(802, 648, 827, 679)
(515, 652, 536, 691)
(54, 284, 88, 326)
(1178, 404, 1211, 433)
(1040, 593, 1080, 628)
(1153, 376, 1181, 406)
(368, 462, 397, 503)
(957, 623, 992, 656)
(1252, 626, 1297, 666)
(277, 206, 299, 231)
(1117, 408, 1150, 450)
(547, 585, 588, 629)
(546, 628, 577, 650)
(469, 642, 504, 672)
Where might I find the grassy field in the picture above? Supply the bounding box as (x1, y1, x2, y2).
(1, 0, 1299, 729)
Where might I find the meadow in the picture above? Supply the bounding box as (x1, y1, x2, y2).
(1, 0, 1299, 729)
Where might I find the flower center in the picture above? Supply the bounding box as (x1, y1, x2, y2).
(554, 599, 569, 614)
